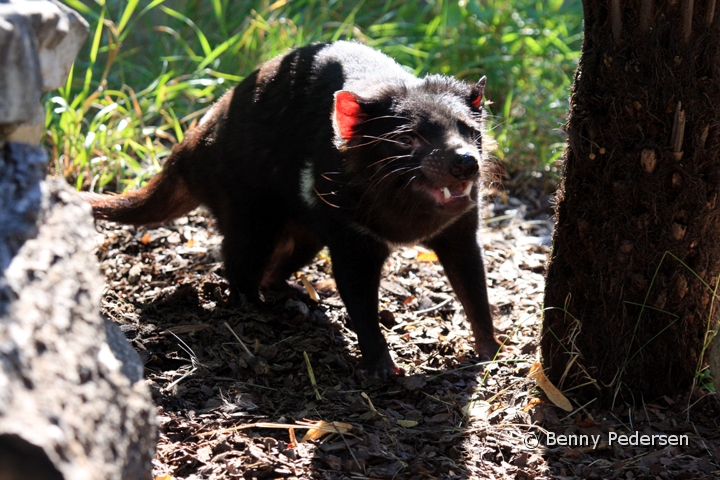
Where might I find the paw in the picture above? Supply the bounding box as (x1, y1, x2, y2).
(259, 281, 307, 302)
(227, 289, 258, 308)
(357, 351, 405, 381)
(474, 335, 503, 362)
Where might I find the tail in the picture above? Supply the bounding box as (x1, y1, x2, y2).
(80, 88, 235, 225)
(79, 167, 200, 226)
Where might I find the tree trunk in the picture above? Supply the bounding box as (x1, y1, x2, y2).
(542, 0, 720, 402)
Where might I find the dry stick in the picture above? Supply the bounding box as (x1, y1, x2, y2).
(611, 0, 622, 42)
(671, 101, 686, 160)
(559, 397, 598, 422)
(336, 429, 364, 475)
(706, 0, 717, 26)
(360, 391, 390, 421)
(640, 0, 654, 33)
(682, 0, 695, 43)
(415, 297, 452, 314)
(288, 427, 298, 448)
(303, 351, 322, 400)
(202, 420, 351, 436)
(223, 321, 255, 358)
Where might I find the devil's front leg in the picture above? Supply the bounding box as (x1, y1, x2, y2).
(327, 227, 403, 378)
(424, 207, 501, 361)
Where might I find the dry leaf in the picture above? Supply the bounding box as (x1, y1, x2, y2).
(299, 273, 320, 302)
(417, 251, 438, 262)
(465, 399, 493, 420)
(207, 420, 351, 440)
(381, 280, 412, 297)
(527, 361, 572, 412)
(301, 420, 352, 442)
(523, 397, 542, 412)
(196, 445, 212, 463)
(396, 419, 418, 427)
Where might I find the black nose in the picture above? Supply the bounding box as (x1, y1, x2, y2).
(450, 153, 479, 181)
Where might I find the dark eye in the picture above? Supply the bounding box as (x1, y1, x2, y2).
(397, 135, 413, 146)
(457, 121, 474, 138)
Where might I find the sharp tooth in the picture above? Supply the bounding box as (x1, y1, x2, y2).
(442, 187, 451, 199)
(463, 182, 473, 195)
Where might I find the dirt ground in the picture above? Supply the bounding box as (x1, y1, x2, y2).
(92, 195, 720, 479)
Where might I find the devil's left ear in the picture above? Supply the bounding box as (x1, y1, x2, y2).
(469, 76, 486, 112)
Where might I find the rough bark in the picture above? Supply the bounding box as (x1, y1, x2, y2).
(0, 143, 156, 479)
(542, 1, 720, 402)
(710, 335, 720, 394)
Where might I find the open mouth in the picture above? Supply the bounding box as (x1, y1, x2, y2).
(424, 181, 474, 205)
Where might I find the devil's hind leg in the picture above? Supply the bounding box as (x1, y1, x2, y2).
(260, 222, 323, 294)
(216, 203, 286, 305)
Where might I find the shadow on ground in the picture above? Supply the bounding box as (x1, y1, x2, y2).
(92, 202, 719, 479)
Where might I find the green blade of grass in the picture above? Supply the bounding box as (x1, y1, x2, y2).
(197, 32, 243, 71)
(82, 5, 105, 95)
(211, 0, 228, 37)
(117, 0, 140, 34)
(160, 5, 212, 57)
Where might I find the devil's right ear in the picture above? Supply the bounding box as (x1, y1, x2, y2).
(469, 76, 486, 112)
(333, 91, 367, 141)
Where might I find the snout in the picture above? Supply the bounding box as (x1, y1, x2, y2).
(449, 152, 479, 181)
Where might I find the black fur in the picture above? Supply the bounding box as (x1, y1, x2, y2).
(83, 41, 500, 377)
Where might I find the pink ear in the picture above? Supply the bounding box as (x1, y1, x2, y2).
(334, 91, 365, 141)
(470, 76, 486, 111)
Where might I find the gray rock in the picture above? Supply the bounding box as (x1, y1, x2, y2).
(104, 318, 145, 384)
(0, 142, 46, 273)
(0, 0, 88, 143)
(0, 144, 156, 479)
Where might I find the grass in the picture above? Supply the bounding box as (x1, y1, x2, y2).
(48, 0, 582, 194)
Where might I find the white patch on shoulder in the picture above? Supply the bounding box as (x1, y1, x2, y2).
(300, 161, 317, 207)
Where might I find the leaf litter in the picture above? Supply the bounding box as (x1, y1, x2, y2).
(91, 195, 720, 479)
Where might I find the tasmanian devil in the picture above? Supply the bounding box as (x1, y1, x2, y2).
(81, 41, 501, 378)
